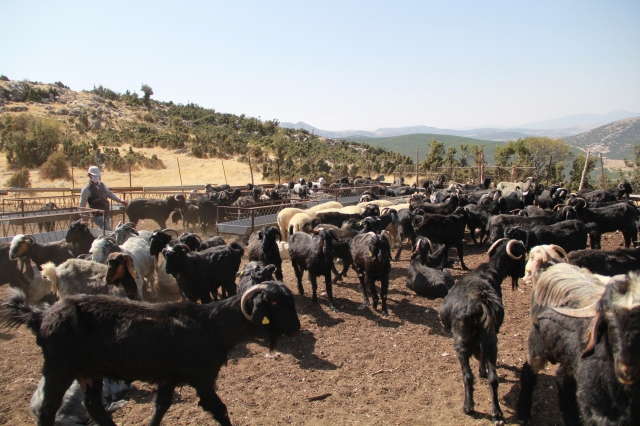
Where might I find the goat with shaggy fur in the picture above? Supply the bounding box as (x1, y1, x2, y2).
(248, 225, 283, 281)
(440, 239, 527, 424)
(567, 245, 640, 276)
(351, 232, 392, 316)
(0, 282, 300, 426)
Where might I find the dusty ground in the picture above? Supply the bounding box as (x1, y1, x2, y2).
(0, 225, 627, 425)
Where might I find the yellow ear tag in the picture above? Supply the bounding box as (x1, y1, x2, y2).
(262, 317, 270, 325)
(369, 251, 373, 257)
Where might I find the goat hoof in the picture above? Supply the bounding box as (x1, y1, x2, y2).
(493, 420, 504, 426)
(330, 305, 338, 312)
(381, 311, 389, 318)
(357, 304, 367, 311)
(463, 405, 475, 415)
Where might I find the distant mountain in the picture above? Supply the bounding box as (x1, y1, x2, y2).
(516, 110, 640, 131)
(563, 117, 640, 160)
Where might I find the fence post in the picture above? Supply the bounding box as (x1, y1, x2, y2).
(511, 165, 516, 182)
(251, 208, 255, 234)
(21, 200, 26, 234)
(547, 156, 553, 186)
(600, 153, 606, 189)
(579, 150, 591, 191)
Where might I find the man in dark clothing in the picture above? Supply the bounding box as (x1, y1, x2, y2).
(79, 166, 128, 231)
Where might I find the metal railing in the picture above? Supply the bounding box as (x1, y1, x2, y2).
(216, 199, 317, 236)
(0, 206, 105, 242)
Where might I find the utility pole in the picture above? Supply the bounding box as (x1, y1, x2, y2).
(600, 153, 606, 189)
(579, 150, 591, 191)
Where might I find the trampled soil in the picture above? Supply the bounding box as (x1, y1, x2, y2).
(0, 225, 627, 425)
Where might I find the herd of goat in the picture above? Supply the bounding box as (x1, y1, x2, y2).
(0, 175, 639, 425)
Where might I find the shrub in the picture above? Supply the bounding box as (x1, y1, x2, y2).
(54, 81, 69, 89)
(22, 84, 59, 102)
(91, 85, 120, 101)
(0, 75, 9, 81)
(40, 152, 71, 180)
(6, 168, 31, 188)
(142, 112, 155, 123)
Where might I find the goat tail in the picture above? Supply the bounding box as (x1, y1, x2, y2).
(0, 288, 44, 333)
(229, 241, 246, 258)
(479, 291, 503, 331)
(41, 262, 59, 296)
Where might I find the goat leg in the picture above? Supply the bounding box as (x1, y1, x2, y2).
(480, 330, 503, 423)
(149, 381, 177, 426)
(456, 242, 469, 270)
(37, 368, 75, 426)
(455, 348, 475, 415)
(83, 377, 117, 426)
(556, 368, 581, 426)
(380, 276, 389, 317)
(323, 269, 337, 312)
(309, 273, 319, 303)
(515, 362, 537, 423)
(357, 270, 370, 307)
(292, 262, 304, 295)
(192, 379, 232, 426)
(367, 278, 379, 311)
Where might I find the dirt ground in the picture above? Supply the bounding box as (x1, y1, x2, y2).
(0, 223, 627, 425)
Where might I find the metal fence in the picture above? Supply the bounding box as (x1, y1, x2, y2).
(0, 207, 106, 243)
(216, 199, 318, 236)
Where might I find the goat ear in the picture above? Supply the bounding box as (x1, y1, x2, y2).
(582, 308, 604, 357)
(251, 295, 273, 341)
(124, 255, 136, 279)
(258, 230, 263, 240)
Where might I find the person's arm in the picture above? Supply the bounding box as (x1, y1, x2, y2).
(101, 183, 128, 206)
(79, 187, 90, 207)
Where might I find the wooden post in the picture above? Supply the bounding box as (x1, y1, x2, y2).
(248, 151, 254, 186)
(176, 158, 184, 191)
(547, 156, 553, 186)
(579, 150, 591, 191)
(511, 164, 516, 182)
(600, 153, 606, 189)
(128, 165, 132, 187)
(221, 159, 228, 184)
(71, 165, 74, 189)
(415, 149, 419, 187)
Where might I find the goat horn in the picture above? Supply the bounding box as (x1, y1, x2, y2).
(160, 228, 180, 237)
(413, 239, 422, 254)
(506, 240, 524, 260)
(424, 237, 434, 254)
(193, 234, 202, 244)
(124, 222, 136, 228)
(552, 301, 598, 318)
(488, 238, 510, 257)
(553, 204, 563, 211)
(98, 235, 117, 243)
(265, 264, 277, 271)
(550, 244, 568, 260)
(618, 182, 625, 190)
(241, 283, 270, 321)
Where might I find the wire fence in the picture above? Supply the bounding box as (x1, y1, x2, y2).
(216, 200, 317, 236)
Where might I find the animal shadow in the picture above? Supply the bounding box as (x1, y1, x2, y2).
(277, 329, 338, 371)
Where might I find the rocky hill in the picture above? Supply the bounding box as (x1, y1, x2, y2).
(563, 116, 640, 160)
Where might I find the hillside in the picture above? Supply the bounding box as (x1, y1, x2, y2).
(0, 78, 413, 188)
(563, 116, 640, 160)
(345, 133, 502, 164)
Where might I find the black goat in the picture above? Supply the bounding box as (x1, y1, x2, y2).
(248, 225, 283, 281)
(0, 282, 300, 426)
(412, 208, 469, 270)
(568, 245, 640, 276)
(200, 236, 227, 251)
(126, 194, 187, 229)
(464, 197, 508, 245)
(9, 234, 74, 266)
(516, 259, 640, 425)
(65, 220, 96, 256)
(0, 242, 33, 294)
(148, 229, 180, 258)
(487, 205, 576, 243)
(178, 232, 202, 252)
(204, 183, 230, 193)
(351, 232, 392, 316)
(574, 181, 633, 202)
(288, 228, 340, 311)
(315, 211, 363, 228)
(236, 261, 277, 293)
(440, 239, 526, 423)
(406, 238, 454, 299)
(573, 198, 639, 248)
(163, 242, 244, 303)
(411, 194, 459, 215)
(504, 219, 597, 253)
(172, 203, 200, 231)
(535, 186, 568, 209)
(393, 209, 417, 260)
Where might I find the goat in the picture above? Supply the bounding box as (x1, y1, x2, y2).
(515, 249, 640, 425)
(440, 239, 527, 424)
(406, 238, 454, 299)
(567, 245, 640, 276)
(288, 228, 341, 311)
(148, 229, 180, 258)
(248, 225, 283, 281)
(573, 198, 639, 248)
(487, 205, 577, 243)
(464, 197, 508, 245)
(65, 220, 96, 256)
(200, 236, 227, 251)
(277, 208, 306, 241)
(178, 232, 203, 252)
(0, 282, 300, 426)
(393, 209, 417, 260)
(126, 194, 187, 229)
(9, 234, 74, 266)
(113, 221, 139, 244)
(504, 219, 598, 253)
(40, 255, 141, 300)
(351, 232, 392, 316)
(236, 261, 277, 293)
(573, 181, 633, 202)
(0, 242, 42, 297)
(496, 176, 539, 196)
(163, 242, 244, 303)
(411, 208, 469, 270)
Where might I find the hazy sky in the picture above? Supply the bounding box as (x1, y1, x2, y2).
(2, 1, 639, 130)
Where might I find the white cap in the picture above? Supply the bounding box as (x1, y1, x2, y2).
(88, 166, 101, 177)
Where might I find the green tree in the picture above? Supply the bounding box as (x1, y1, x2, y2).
(141, 84, 153, 107)
(458, 144, 471, 167)
(623, 145, 640, 190)
(444, 146, 458, 168)
(568, 152, 597, 190)
(421, 138, 445, 171)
